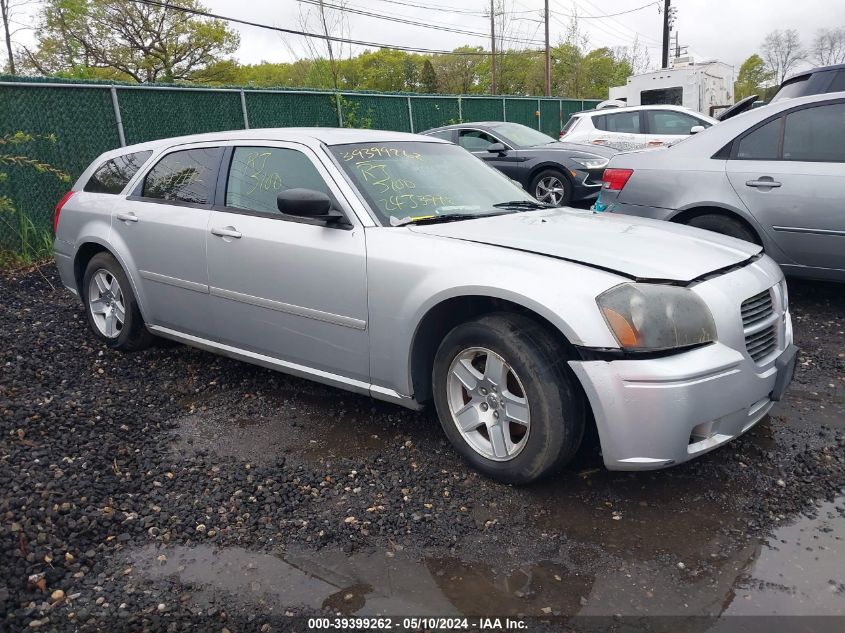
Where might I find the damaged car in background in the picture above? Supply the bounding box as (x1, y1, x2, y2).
(54, 128, 797, 484)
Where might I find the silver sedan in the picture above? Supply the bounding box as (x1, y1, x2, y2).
(595, 92, 845, 282)
(54, 128, 797, 484)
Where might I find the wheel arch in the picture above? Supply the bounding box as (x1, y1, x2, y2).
(527, 162, 573, 189)
(72, 238, 149, 321)
(408, 294, 582, 404)
(669, 205, 763, 245)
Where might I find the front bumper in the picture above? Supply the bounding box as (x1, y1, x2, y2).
(568, 257, 795, 471)
(570, 168, 605, 202)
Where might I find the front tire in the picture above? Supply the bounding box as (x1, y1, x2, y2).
(432, 313, 585, 484)
(82, 252, 153, 351)
(530, 169, 572, 207)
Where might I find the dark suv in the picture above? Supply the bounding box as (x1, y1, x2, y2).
(771, 63, 845, 102)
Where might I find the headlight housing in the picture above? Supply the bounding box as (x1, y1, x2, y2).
(596, 283, 717, 352)
(572, 157, 609, 170)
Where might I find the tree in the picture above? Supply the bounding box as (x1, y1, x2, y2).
(1, 0, 34, 74)
(295, 0, 350, 90)
(761, 29, 804, 85)
(420, 59, 437, 93)
(734, 54, 773, 100)
(430, 46, 485, 94)
(580, 48, 631, 99)
(23, 0, 239, 82)
(811, 27, 845, 66)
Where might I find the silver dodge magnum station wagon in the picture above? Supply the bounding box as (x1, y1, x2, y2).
(53, 128, 798, 484)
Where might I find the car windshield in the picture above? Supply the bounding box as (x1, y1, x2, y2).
(329, 141, 539, 226)
(488, 122, 557, 147)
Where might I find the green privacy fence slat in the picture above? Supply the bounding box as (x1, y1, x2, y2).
(461, 97, 504, 122)
(540, 100, 561, 137)
(411, 97, 460, 132)
(504, 98, 538, 130)
(0, 76, 606, 254)
(343, 94, 411, 132)
(246, 92, 338, 128)
(117, 88, 244, 144)
(0, 85, 119, 253)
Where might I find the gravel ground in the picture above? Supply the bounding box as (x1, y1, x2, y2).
(1, 264, 843, 632)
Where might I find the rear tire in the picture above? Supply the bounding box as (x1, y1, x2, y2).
(432, 313, 585, 485)
(686, 213, 759, 244)
(530, 169, 572, 207)
(82, 252, 153, 351)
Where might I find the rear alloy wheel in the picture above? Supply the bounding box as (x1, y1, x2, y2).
(433, 313, 585, 484)
(531, 169, 572, 207)
(82, 252, 153, 351)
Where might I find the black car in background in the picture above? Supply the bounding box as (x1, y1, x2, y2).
(421, 121, 616, 206)
(772, 63, 845, 102)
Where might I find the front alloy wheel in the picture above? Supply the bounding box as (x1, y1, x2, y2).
(534, 175, 568, 206)
(447, 347, 531, 461)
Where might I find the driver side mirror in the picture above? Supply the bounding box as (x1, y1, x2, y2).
(276, 188, 348, 226)
(690, 125, 705, 135)
(486, 142, 508, 154)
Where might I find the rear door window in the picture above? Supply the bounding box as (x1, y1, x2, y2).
(225, 147, 330, 214)
(600, 111, 640, 134)
(84, 151, 152, 194)
(735, 118, 783, 160)
(142, 148, 221, 205)
(782, 103, 845, 162)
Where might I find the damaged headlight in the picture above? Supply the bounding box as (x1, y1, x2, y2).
(596, 283, 716, 352)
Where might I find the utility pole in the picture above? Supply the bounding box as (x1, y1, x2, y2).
(490, 0, 497, 95)
(544, 0, 551, 96)
(661, 0, 670, 69)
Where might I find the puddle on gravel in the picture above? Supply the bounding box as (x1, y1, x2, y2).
(128, 497, 844, 618)
(172, 413, 390, 465)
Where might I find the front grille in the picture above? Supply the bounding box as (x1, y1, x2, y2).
(741, 290, 774, 327)
(741, 289, 778, 362)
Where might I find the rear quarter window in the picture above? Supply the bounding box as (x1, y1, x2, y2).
(83, 151, 152, 194)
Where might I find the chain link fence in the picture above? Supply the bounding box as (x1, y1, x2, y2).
(0, 75, 599, 256)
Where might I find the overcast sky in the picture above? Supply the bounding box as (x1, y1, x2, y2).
(7, 0, 835, 76)
(197, 0, 832, 74)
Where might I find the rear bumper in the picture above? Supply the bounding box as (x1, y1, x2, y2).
(53, 238, 78, 296)
(600, 197, 675, 220)
(568, 257, 795, 471)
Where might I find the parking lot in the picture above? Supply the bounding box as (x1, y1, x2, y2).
(0, 263, 842, 630)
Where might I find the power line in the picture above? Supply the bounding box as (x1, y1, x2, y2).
(128, 0, 543, 56)
(358, 0, 489, 16)
(297, 0, 546, 46)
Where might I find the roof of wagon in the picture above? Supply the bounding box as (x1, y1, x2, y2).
(105, 127, 445, 157)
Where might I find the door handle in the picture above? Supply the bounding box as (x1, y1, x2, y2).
(211, 226, 242, 239)
(746, 178, 782, 189)
(116, 212, 138, 223)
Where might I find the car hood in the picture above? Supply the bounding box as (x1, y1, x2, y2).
(408, 208, 762, 282)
